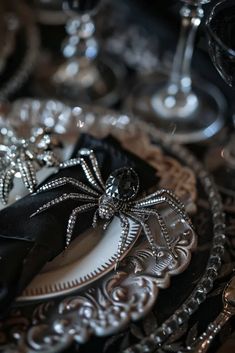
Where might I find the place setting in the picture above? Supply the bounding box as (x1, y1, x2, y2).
(0, 1, 234, 353)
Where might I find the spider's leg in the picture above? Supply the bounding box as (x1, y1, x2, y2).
(133, 193, 191, 226)
(59, 157, 82, 169)
(133, 196, 167, 209)
(160, 190, 193, 226)
(60, 152, 104, 192)
(0, 169, 15, 205)
(92, 209, 99, 228)
(35, 177, 100, 197)
(135, 189, 186, 212)
(130, 207, 177, 259)
(125, 211, 158, 257)
(80, 157, 104, 193)
(30, 193, 97, 217)
(163, 195, 192, 226)
(79, 149, 105, 189)
(66, 203, 97, 247)
(115, 213, 130, 270)
(133, 189, 170, 204)
(17, 158, 37, 193)
(103, 219, 112, 230)
(161, 189, 185, 209)
(144, 189, 188, 217)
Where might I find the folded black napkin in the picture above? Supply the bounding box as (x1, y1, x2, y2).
(0, 133, 158, 317)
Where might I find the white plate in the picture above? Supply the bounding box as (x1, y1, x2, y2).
(19, 218, 140, 300)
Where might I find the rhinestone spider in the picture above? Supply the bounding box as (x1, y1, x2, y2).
(31, 148, 192, 264)
(0, 127, 61, 204)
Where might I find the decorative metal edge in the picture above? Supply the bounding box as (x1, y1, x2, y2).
(0, 101, 224, 353)
(20, 221, 141, 299)
(123, 121, 226, 353)
(50, 228, 196, 339)
(0, 227, 196, 353)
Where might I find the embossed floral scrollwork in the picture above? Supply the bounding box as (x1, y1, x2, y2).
(47, 223, 196, 345)
(0, 100, 208, 353)
(51, 271, 158, 343)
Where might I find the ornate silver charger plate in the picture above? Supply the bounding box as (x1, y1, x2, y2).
(0, 99, 226, 353)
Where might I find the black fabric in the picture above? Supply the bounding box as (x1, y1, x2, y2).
(0, 133, 158, 317)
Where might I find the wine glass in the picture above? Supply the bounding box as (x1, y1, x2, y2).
(50, 0, 125, 106)
(205, 0, 235, 202)
(127, 0, 226, 144)
(207, 0, 235, 87)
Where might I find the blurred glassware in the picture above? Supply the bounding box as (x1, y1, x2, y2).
(205, 0, 235, 199)
(0, 13, 19, 76)
(38, 0, 125, 106)
(127, 0, 226, 144)
(0, 1, 39, 102)
(207, 0, 235, 87)
(96, 0, 161, 74)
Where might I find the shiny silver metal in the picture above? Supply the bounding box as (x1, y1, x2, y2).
(122, 121, 226, 353)
(188, 275, 235, 353)
(32, 148, 192, 265)
(0, 227, 197, 351)
(0, 127, 60, 204)
(0, 99, 226, 353)
(127, 0, 226, 143)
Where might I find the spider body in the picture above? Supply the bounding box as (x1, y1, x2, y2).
(98, 167, 138, 221)
(98, 195, 118, 220)
(0, 127, 61, 204)
(31, 148, 192, 264)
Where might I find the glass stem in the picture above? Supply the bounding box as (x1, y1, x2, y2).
(62, 13, 98, 63)
(168, 3, 204, 95)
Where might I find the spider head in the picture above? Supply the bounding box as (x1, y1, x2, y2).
(98, 195, 116, 220)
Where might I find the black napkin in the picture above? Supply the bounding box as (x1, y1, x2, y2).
(0, 133, 158, 317)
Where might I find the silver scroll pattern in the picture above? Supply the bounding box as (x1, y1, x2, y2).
(0, 99, 225, 353)
(0, 229, 196, 353)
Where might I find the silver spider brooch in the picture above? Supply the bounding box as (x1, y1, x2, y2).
(31, 148, 192, 264)
(0, 127, 61, 205)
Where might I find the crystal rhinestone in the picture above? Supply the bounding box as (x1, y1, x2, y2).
(105, 167, 139, 201)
